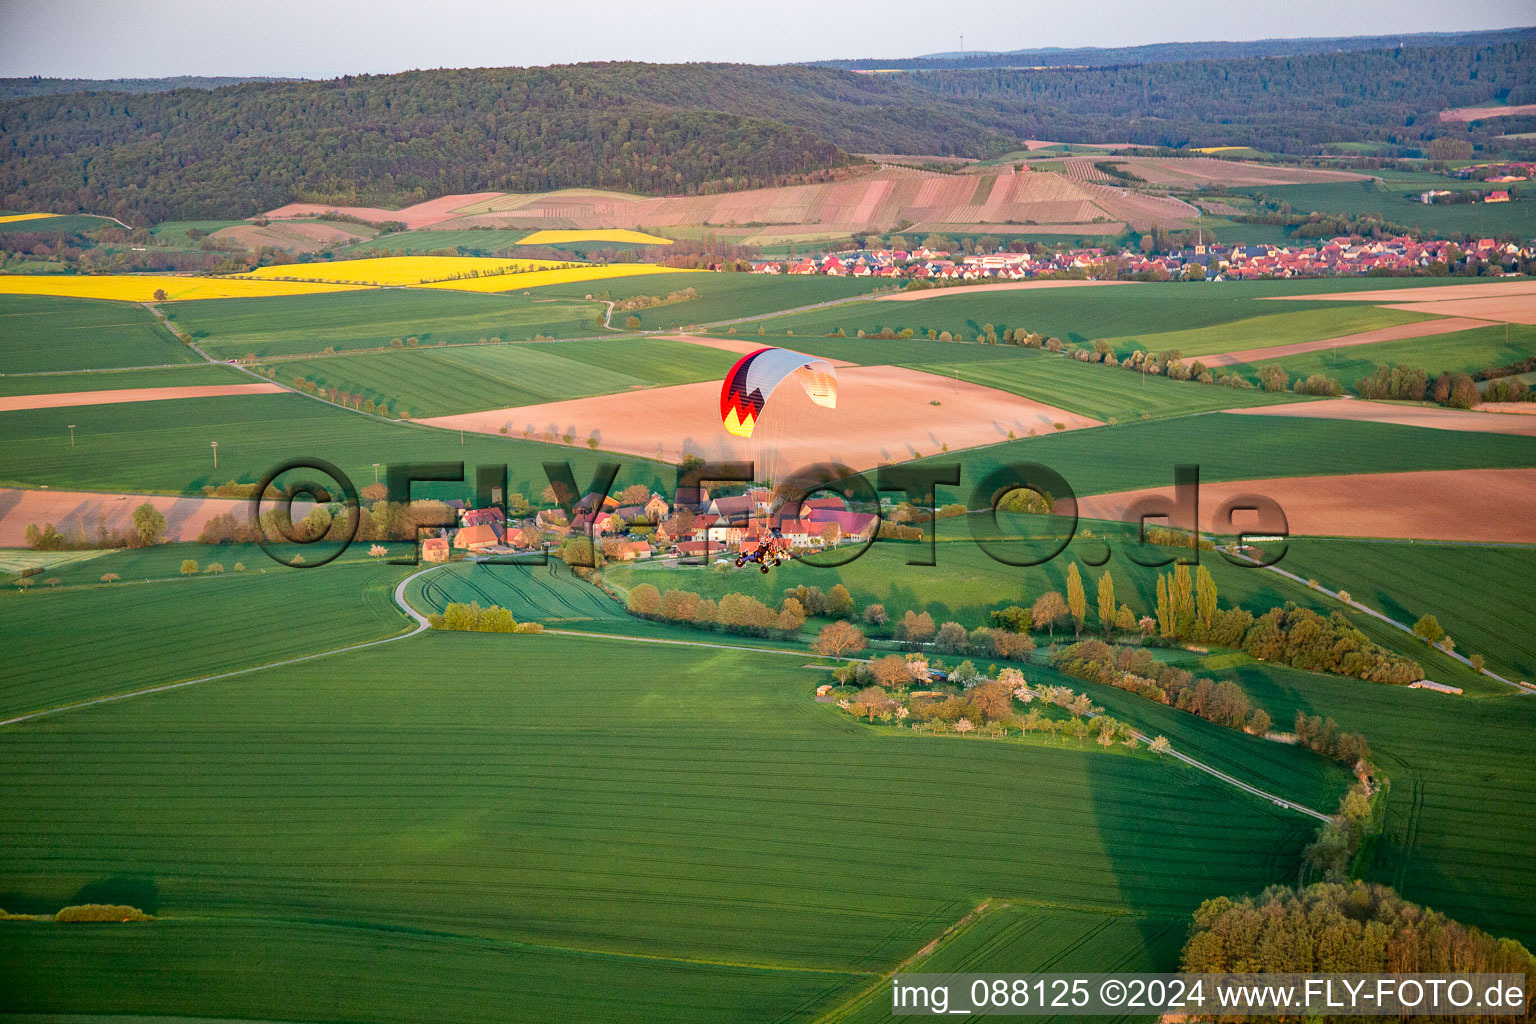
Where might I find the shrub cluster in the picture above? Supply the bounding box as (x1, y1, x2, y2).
(626, 583, 803, 638)
(429, 602, 542, 633)
(1244, 604, 1422, 684)
(1054, 640, 1269, 733)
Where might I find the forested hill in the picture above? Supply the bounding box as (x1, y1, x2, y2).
(821, 26, 1534, 70)
(0, 76, 292, 100)
(1, 39, 1531, 224)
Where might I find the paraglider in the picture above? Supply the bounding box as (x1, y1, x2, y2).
(719, 347, 837, 438)
(718, 346, 838, 572)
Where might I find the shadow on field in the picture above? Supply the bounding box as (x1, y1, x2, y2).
(70, 873, 160, 914)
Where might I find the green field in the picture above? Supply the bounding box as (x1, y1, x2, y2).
(415, 559, 629, 625)
(344, 227, 635, 257)
(1274, 537, 1536, 684)
(0, 295, 198, 373)
(1240, 178, 1536, 239)
(531, 271, 890, 330)
(907, 412, 1536, 498)
(844, 904, 1187, 1024)
(0, 543, 415, 719)
(0, 633, 1313, 1021)
(165, 289, 610, 359)
(906, 351, 1313, 421)
(0, 214, 119, 235)
(1201, 659, 1536, 946)
(1221, 323, 1536, 385)
(146, 219, 245, 249)
(0, 392, 672, 499)
(273, 336, 740, 417)
(1092, 305, 1433, 359)
(0, 362, 250, 397)
(747, 278, 1474, 349)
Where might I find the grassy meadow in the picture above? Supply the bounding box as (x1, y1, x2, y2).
(0, 295, 199, 373)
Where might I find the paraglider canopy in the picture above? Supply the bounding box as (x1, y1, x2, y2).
(719, 347, 837, 438)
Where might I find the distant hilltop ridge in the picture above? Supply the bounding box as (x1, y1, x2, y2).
(822, 26, 1536, 70)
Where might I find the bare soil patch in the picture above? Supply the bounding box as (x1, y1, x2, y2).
(1439, 104, 1536, 122)
(212, 221, 372, 253)
(1268, 281, 1536, 304)
(1380, 297, 1536, 326)
(420, 365, 1101, 471)
(1199, 316, 1495, 368)
(259, 192, 504, 230)
(0, 383, 284, 413)
(1224, 398, 1536, 436)
(0, 488, 247, 547)
(879, 280, 1129, 302)
(1078, 468, 1536, 543)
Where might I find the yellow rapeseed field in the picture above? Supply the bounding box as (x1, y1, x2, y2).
(516, 229, 674, 246)
(0, 276, 367, 302)
(0, 213, 59, 225)
(416, 263, 702, 293)
(241, 255, 566, 286)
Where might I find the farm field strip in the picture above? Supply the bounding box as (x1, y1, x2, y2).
(0, 275, 367, 302)
(0, 382, 285, 412)
(1224, 398, 1536, 436)
(1077, 467, 1536, 544)
(420, 364, 1102, 471)
(276, 336, 742, 418)
(1198, 315, 1498, 367)
(1214, 321, 1536, 382)
(0, 364, 251, 395)
(164, 288, 609, 359)
(0, 295, 200, 373)
(905, 353, 1313, 422)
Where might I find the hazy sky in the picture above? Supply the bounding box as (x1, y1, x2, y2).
(0, 0, 1530, 78)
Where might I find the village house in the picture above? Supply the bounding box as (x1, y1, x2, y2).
(421, 536, 450, 563)
(453, 523, 503, 551)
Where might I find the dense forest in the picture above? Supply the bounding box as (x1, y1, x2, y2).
(0, 76, 289, 100)
(821, 26, 1533, 70)
(1, 35, 1531, 222)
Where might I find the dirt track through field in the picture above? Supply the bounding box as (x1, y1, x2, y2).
(420, 365, 1101, 471)
(0, 383, 284, 412)
(877, 280, 1129, 302)
(1199, 316, 1494, 368)
(1078, 468, 1536, 543)
(1225, 398, 1536, 436)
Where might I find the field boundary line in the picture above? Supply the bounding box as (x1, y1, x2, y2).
(0, 564, 444, 729)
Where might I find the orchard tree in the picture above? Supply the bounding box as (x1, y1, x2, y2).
(812, 621, 866, 658)
(1031, 591, 1068, 638)
(131, 503, 166, 546)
